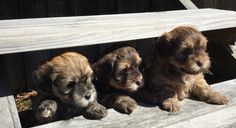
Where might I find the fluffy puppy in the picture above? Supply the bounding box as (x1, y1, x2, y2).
(92, 46, 144, 114)
(33, 52, 107, 124)
(144, 26, 228, 112)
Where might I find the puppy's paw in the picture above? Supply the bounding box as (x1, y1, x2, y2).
(113, 96, 137, 114)
(162, 98, 181, 113)
(207, 92, 229, 105)
(36, 100, 58, 123)
(83, 102, 107, 120)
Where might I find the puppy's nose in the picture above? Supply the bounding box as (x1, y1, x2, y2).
(196, 61, 203, 67)
(84, 94, 91, 100)
(136, 81, 142, 86)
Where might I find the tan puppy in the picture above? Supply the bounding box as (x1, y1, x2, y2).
(33, 52, 107, 124)
(144, 26, 228, 112)
(92, 46, 144, 114)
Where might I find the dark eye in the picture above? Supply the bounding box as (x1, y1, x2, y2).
(182, 48, 193, 55)
(134, 64, 139, 68)
(67, 81, 77, 88)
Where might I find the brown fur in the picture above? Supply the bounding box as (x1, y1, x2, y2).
(33, 52, 107, 124)
(143, 26, 228, 112)
(92, 46, 143, 114)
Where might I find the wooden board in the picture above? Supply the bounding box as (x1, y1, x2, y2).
(179, 0, 198, 9)
(0, 9, 235, 55)
(34, 79, 236, 128)
(0, 56, 21, 128)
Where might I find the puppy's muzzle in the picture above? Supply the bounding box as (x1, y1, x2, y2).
(84, 93, 91, 100)
(136, 75, 144, 88)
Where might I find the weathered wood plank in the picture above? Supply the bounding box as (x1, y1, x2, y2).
(0, 56, 21, 128)
(0, 9, 235, 55)
(179, 0, 198, 9)
(34, 79, 236, 128)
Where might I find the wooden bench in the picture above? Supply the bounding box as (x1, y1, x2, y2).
(0, 8, 236, 128)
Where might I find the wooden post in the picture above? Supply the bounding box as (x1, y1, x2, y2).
(179, 0, 198, 9)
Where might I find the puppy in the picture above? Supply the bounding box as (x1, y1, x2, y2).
(33, 52, 107, 124)
(92, 46, 144, 114)
(144, 26, 228, 112)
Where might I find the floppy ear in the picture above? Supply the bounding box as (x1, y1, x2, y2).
(32, 62, 53, 93)
(92, 54, 117, 81)
(155, 32, 174, 57)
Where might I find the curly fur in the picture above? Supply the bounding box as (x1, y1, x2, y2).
(33, 52, 107, 124)
(143, 26, 228, 112)
(92, 46, 143, 114)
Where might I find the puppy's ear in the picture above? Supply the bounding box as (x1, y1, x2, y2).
(32, 62, 53, 92)
(92, 54, 117, 81)
(156, 32, 174, 57)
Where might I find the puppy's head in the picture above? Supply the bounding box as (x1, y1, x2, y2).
(33, 52, 96, 108)
(93, 46, 143, 92)
(156, 26, 211, 74)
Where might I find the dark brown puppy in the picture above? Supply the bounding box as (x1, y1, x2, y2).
(144, 26, 228, 112)
(92, 46, 144, 114)
(33, 52, 107, 124)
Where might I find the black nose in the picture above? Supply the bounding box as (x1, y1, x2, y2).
(85, 94, 91, 100)
(136, 81, 141, 86)
(196, 61, 203, 67)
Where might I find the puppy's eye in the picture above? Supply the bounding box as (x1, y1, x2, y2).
(134, 64, 139, 68)
(182, 48, 193, 55)
(67, 81, 77, 88)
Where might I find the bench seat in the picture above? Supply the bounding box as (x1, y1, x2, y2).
(34, 79, 236, 128)
(0, 8, 236, 55)
(0, 8, 236, 127)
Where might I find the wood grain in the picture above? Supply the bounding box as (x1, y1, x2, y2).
(179, 0, 198, 9)
(0, 9, 235, 55)
(34, 79, 236, 128)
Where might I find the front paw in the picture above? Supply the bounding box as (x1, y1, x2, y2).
(83, 102, 107, 120)
(36, 100, 58, 123)
(113, 96, 137, 114)
(207, 92, 229, 105)
(162, 98, 181, 113)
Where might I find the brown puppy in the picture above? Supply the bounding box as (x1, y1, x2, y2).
(92, 46, 144, 114)
(144, 26, 228, 112)
(33, 52, 107, 124)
